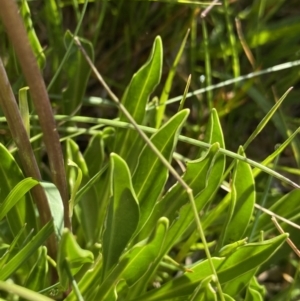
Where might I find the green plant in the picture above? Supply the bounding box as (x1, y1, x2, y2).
(0, 1, 300, 301)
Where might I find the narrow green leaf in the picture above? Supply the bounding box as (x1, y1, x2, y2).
(122, 217, 169, 287)
(0, 221, 53, 281)
(140, 140, 219, 240)
(132, 234, 287, 301)
(178, 74, 191, 112)
(133, 109, 189, 234)
(243, 87, 292, 149)
(128, 143, 220, 298)
(223, 269, 258, 297)
(40, 182, 64, 240)
(0, 177, 39, 220)
(224, 294, 235, 301)
(155, 29, 189, 128)
(18, 87, 30, 137)
(24, 246, 48, 292)
(0, 143, 37, 242)
(245, 287, 264, 301)
(252, 127, 300, 178)
(83, 133, 105, 178)
(20, 0, 46, 68)
(253, 189, 300, 237)
(245, 277, 266, 301)
(0, 281, 55, 301)
(64, 255, 103, 301)
(96, 218, 169, 301)
(94, 259, 129, 301)
(223, 146, 255, 245)
(43, 0, 64, 93)
(162, 143, 220, 253)
(65, 138, 99, 245)
(114, 36, 163, 170)
(218, 238, 248, 257)
(67, 160, 82, 220)
(57, 229, 94, 290)
(0, 224, 27, 270)
(102, 153, 140, 277)
(188, 276, 217, 301)
(62, 31, 94, 115)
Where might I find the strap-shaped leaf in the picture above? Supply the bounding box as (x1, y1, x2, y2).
(155, 29, 189, 128)
(254, 188, 300, 237)
(223, 269, 258, 298)
(0, 144, 37, 242)
(131, 234, 287, 301)
(193, 108, 226, 213)
(65, 138, 99, 245)
(122, 217, 168, 287)
(0, 177, 38, 220)
(57, 229, 94, 290)
(40, 182, 64, 241)
(20, 0, 45, 68)
(128, 143, 220, 298)
(114, 36, 163, 169)
(84, 133, 105, 178)
(0, 221, 53, 281)
(133, 109, 189, 233)
(162, 143, 220, 253)
(102, 153, 140, 277)
(187, 276, 217, 301)
(24, 246, 48, 292)
(62, 31, 94, 115)
(222, 146, 255, 245)
(96, 218, 169, 300)
(139, 141, 219, 240)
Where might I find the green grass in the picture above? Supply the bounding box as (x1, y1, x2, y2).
(0, 0, 300, 300)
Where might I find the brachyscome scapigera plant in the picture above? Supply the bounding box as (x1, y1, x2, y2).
(0, 1, 299, 301)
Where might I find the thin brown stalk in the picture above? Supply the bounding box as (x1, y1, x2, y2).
(272, 217, 300, 258)
(200, 0, 220, 18)
(0, 57, 57, 258)
(0, 0, 70, 229)
(235, 18, 256, 69)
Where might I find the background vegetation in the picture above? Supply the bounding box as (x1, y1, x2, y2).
(1, 0, 300, 300)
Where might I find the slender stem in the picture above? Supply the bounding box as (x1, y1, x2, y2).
(156, 60, 300, 108)
(272, 217, 300, 257)
(187, 190, 225, 300)
(47, 0, 89, 92)
(0, 0, 70, 229)
(0, 57, 57, 258)
(2, 113, 299, 189)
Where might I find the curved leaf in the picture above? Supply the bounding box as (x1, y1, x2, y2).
(102, 153, 140, 277)
(65, 138, 99, 245)
(24, 246, 48, 292)
(0, 144, 37, 242)
(114, 36, 163, 170)
(0, 221, 53, 281)
(162, 143, 220, 253)
(57, 229, 94, 290)
(187, 276, 217, 301)
(132, 234, 287, 301)
(40, 182, 64, 240)
(140, 139, 219, 240)
(223, 146, 255, 244)
(155, 29, 189, 128)
(20, 0, 45, 68)
(122, 217, 169, 287)
(0, 177, 38, 220)
(133, 109, 189, 234)
(62, 31, 94, 115)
